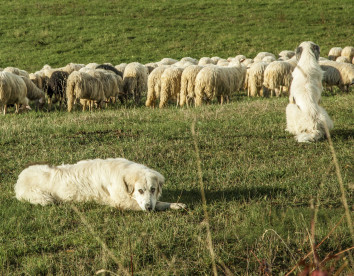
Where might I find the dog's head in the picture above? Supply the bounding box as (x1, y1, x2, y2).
(296, 41, 320, 61)
(123, 169, 164, 211)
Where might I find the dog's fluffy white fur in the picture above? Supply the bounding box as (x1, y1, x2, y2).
(286, 41, 333, 143)
(14, 158, 186, 211)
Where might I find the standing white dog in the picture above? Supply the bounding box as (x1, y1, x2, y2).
(286, 41, 333, 143)
(15, 158, 186, 211)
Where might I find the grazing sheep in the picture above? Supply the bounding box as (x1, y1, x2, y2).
(3, 67, 29, 78)
(242, 58, 254, 67)
(247, 62, 268, 97)
(159, 67, 184, 108)
(88, 69, 124, 105)
(263, 61, 295, 97)
(320, 64, 341, 92)
(145, 66, 169, 108)
(262, 56, 276, 63)
(20, 76, 45, 110)
(286, 41, 333, 143)
(335, 56, 350, 63)
(47, 71, 70, 110)
(217, 59, 229, 66)
(96, 64, 123, 78)
(195, 66, 231, 106)
(211, 57, 222, 64)
(234, 55, 247, 62)
(145, 63, 159, 74)
(320, 60, 354, 92)
(253, 52, 276, 63)
(0, 72, 29, 114)
(157, 58, 178, 66)
(115, 63, 127, 76)
(173, 61, 195, 68)
(179, 65, 204, 107)
(29, 72, 46, 90)
(341, 46, 354, 62)
(123, 62, 148, 104)
(278, 50, 295, 60)
(61, 63, 85, 74)
(85, 63, 99, 69)
(195, 66, 219, 106)
(328, 47, 342, 61)
(180, 57, 198, 64)
(66, 71, 105, 112)
(198, 57, 215, 66)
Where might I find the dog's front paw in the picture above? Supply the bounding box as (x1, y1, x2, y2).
(170, 203, 187, 210)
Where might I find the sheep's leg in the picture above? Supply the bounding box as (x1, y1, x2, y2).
(3, 105, 7, 115)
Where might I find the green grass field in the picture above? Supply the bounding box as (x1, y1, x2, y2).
(0, 0, 353, 275)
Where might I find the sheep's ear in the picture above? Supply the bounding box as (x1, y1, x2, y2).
(123, 176, 135, 195)
(295, 46, 303, 61)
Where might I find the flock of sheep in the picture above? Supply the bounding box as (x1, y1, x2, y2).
(0, 45, 353, 114)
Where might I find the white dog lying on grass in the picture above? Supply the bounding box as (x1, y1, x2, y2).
(15, 158, 186, 211)
(286, 41, 333, 143)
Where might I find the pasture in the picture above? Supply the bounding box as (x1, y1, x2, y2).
(0, 0, 353, 275)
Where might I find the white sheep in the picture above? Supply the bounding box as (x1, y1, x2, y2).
(319, 60, 354, 92)
(159, 67, 184, 108)
(157, 58, 178, 66)
(179, 65, 204, 107)
(217, 59, 229, 66)
(263, 61, 295, 97)
(195, 66, 231, 106)
(3, 67, 29, 78)
(335, 56, 350, 63)
(328, 47, 342, 61)
(20, 76, 45, 110)
(180, 57, 198, 64)
(145, 63, 159, 74)
(198, 57, 215, 66)
(247, 62, 268, 97)
(320, 64, 341, 92)
(253, 52, 276, 63)
(341, 46, 354, 62)
(211, 57, 222, 64)
(123, 62, 148, 104)
(0, 72, 29, 114)
(66, 71, 105, 112)
(242, 58, 254, 67)
(278, 50, 295, 60)
(115, 63, 127, 76)
(145, 65, 169, 108)
(87, 69, 123, 105)
(61, 63, 85, 74)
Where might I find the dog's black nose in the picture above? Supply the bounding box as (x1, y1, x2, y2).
(145, 203, 152, 211)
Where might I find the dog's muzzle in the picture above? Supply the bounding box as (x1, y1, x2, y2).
(145, 203, 153, 211)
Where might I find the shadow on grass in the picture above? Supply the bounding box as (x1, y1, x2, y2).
(330, 129, 353, 141)
(163, 186, 286, 206)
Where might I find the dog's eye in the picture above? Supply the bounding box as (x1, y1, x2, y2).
(138, 189, 144, 194)
(151, 188, 155, 193)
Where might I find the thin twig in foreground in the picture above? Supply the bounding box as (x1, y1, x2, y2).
(71, 205, 130, 276)
(191, 115, 218, 276)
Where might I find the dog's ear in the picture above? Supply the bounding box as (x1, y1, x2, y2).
(311, 43, 320, 60)
(123, 175, 135, 195)
(155, 172, 165, 199)
(295, 46, 303, 61)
